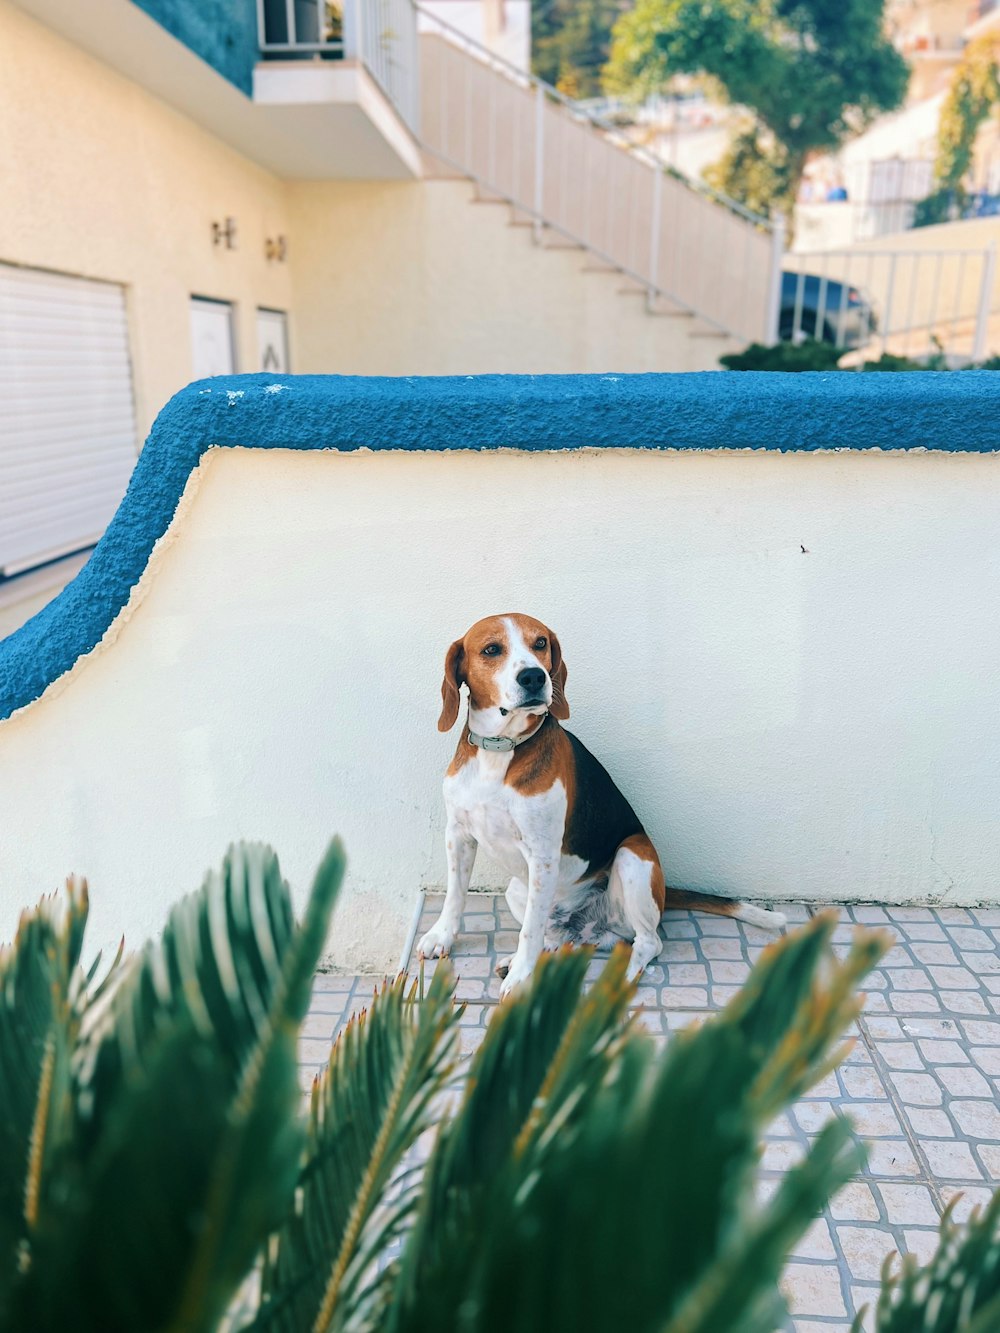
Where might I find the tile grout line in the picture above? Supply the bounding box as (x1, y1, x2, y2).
(806, 904, 947, 1216)
(801, 905, 944, 1322)
(855, 1008, 946, 1212)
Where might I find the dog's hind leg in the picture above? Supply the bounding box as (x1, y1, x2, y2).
(505, 875, 528, 925)
(610, 836, 665, 983)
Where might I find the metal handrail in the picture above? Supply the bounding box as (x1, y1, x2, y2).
(414, 2, 772, 233)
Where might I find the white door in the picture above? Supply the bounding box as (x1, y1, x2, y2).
(0, 263, 139, 577)
(190, 297, 236, 379)
(257, 308, 289, 373)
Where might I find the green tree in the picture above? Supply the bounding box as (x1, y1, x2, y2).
(603, 0, 909, 218)
(533, 0, 627, 99)
(933, 32, 1000, 195)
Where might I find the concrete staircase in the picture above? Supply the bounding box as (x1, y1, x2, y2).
(415, 10, 783, 347)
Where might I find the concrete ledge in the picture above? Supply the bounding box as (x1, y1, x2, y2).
(2, 370, 999, 723)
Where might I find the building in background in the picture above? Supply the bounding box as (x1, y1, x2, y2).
(886, 0, 970, 101)
(0, 0, 779, 633)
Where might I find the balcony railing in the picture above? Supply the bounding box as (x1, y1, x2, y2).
(257, 0, 418, 130)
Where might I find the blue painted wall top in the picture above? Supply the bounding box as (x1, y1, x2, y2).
(2, 370, 999, 722)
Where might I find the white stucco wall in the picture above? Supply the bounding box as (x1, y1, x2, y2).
(2, 445, 999, 971)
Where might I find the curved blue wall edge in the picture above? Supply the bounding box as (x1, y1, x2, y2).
(2, 369, 999, 722)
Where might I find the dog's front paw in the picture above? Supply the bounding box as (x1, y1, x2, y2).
(498, 953, 535, 1000)
(417, 922, 455, 960)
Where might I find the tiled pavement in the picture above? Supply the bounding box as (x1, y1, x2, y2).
(300, 897, 1000, 1332)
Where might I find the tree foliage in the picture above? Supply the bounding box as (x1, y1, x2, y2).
(933, 32, 1000, 194)
(532, 0, 628, 98)
(604, 0, 909, 215)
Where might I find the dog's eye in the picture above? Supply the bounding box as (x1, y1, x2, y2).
(534, 637, 547, 651)
(482, 643, 502, 657)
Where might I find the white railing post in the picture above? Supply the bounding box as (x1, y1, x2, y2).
(647, 167, 662, 311)
(533, 83, 544, 244)
(972, 242, 997, 363)
(882, 253, 897, 355)
(764, 213, 786, 344)
(343, 0, 359, 59)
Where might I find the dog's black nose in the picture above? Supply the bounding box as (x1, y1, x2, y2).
(517, 667, 547, 695)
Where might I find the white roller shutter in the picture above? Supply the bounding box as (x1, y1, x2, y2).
(0, 263, 138, 577)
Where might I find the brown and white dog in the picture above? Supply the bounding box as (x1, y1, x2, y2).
(418, 613, 786, 997)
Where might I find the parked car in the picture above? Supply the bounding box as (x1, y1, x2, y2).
(780, 271, 877, 349)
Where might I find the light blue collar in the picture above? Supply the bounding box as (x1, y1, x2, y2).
(468, 715, 547, 752)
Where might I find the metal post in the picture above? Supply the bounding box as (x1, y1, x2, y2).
(647, 167, 662, 312)
(533, 83, 544, 244)
(881, 253, 897, 356)
(343, 0, 358, 59)
(764, 213, 786, 344)
(972, 242, 997, 363)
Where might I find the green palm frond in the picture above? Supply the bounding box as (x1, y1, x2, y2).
(387, 915, 887, 1333)
(12, 838, 346, 1333)
(854, 1190, 1000, 1333)
(665, 1117, 864, 1333)
(0, 880, 88, 1319)
(387, 945, 637, 1331)
(251, 964, 461, 1333)
(727, 910, 892, 1119)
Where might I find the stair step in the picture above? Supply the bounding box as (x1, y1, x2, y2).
(461, 169, 742, 340)
(646, 306, 695, 319)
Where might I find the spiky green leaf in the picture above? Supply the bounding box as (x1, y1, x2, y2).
(856, 1189, 1000, 1332)
(0, 882, 88, 1320)
(251, 963, 461, 1333)
(13, 839, 345, 1333)
(388, 917, 886, 1333)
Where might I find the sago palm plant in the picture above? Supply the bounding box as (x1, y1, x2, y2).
(2, 838, 999, 1333)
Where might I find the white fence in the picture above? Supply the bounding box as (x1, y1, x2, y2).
(417, 11, 780, 344)
(782, 244, 998, 361)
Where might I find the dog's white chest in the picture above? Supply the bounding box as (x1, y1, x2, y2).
(462, 803, 525, 874)
(444, 760, 567, 877)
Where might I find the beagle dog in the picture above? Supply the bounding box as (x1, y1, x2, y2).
(418, 613, 786, 997)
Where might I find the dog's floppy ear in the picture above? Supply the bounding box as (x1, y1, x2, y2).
(438, 637, 466, 732)
(549, 631, 569, 720)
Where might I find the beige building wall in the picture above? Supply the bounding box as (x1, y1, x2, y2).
(0, 0, 293, 437)
(286, 180, 728, 375)
(0, 0, 725, 446)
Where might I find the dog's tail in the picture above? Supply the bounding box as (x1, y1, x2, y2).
(666, 888, 787, 933)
